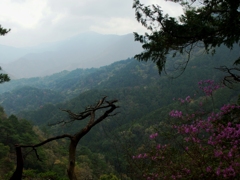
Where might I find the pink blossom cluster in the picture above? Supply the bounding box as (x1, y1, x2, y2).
(198, 79, 222, 96)
(185, 96, 191, 103)
(143, 173, 159, 180)
(170, 112, 204, 125)
(174, 96, 191, 104)
(132, 153, 148, 159)
(152, 144, 168, 160)
(208, 123, 240, 146)
(169, 110, 183, 118)
(133, 80, 240, 179)
(156, 144, 167, 150)
(220, 104, 240, 114)
(207, 112, 220, 122)
(211, 162, 239, 177)
(173, 104, 240, 178)
(149, 132, 158, 139)
(171, 174, 183, 180)
(132, 144, 168, 162)
(176, 124, 199, 134)
(178, 98, 185, 104)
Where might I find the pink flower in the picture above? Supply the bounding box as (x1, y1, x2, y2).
(216, 167, 221, 176)
(150, 132, 158, 139)
(198, 80, 222, 96)
(185, 96, 191, 102)
(206, 166, 211, 172)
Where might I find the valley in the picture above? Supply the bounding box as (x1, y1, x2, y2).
(0, 44, 239, 179)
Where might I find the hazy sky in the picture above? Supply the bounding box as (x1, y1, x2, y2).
(0, 0, 182, 47)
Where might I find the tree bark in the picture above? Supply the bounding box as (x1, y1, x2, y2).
(9, 98, 118, 180)
(68, 138, 78, 180)
(9, 145, 23, 180)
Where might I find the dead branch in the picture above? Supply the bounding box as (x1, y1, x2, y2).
(20, 134, 73, 148)
(215, 66, 240, 87)
(54, 97, 118, 125)
(10, 97, 119, 180)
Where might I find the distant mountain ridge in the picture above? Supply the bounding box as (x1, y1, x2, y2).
(0, 45, 239, 117)
(0, 44, 239, 179)
(0, 32, 142, 78)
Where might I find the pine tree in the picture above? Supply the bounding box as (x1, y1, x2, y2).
(0, 25, 10, 83)
(133, 0, 240, 74)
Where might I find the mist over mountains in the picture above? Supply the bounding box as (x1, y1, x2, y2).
(0, 32, 142, 79)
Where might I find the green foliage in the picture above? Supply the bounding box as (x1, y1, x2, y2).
(0, 45, 239, 117)
(0, 143, 9, 159)
(133, 0, 240, 74)
(0, 25, 10, 36)
(75, 146, 118, 179)
(0, 25, 10, 83)
(19, 46, 239, 127)
(0, 143, 12, 178)
(100, 173, 119, 180)
(0, 108, 70, 179)
(0, 86, 65, 115)
(0, 71, 10, 83)
(23, 170, 68, 180)
(0, 68, 97, 95)
(4, 47, 236, 178)
(131, 82, 240, 179)
(0, 44, 239, 179)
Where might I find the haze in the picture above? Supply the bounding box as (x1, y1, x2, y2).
(0, 0, 182, 78)
(0, 0, 182, 47)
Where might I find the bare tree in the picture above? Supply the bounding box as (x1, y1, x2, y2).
(215, 66, 240, 88)
(10, 97, 119, 180)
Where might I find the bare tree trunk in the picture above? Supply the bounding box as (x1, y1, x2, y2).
(9, 98, 118, 180)
(10, 145, 23, 180)
(68, 139, 78, 180)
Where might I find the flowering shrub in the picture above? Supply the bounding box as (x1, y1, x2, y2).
(132, 80, 240, 179)
(198, 79, 223, 96)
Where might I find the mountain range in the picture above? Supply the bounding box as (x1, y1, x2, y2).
(0, 45, 239, 121)
(0, 44, 239, 179)
(0, 32, 142, 78)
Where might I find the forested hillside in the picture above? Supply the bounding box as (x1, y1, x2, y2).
(0, 44, 239, 179)
(0, 86, 65, 115)
(1, 45, 239, 117)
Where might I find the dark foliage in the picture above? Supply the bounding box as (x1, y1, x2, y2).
(0, 25, 10, 83)
(133, 0, 240, 74)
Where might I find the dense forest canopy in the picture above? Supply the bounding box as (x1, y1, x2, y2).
(2, 48, 238, 179)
